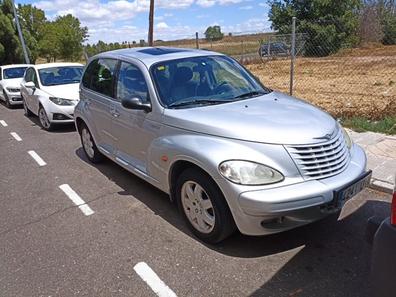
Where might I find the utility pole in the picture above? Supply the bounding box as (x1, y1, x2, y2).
(12, 0, 30, 64)
(148, 0, 154, 46)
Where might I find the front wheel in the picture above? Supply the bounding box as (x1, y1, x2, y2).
(3, 91, 12, 109)
(22, 95, 33, 117)
(38, 106, 53, 131)
(175, 168, 236, 244)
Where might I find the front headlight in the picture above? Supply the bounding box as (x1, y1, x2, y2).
(219, 160, 284, 185)
(6, 87, 20, 93)
(341, 127, 352, 149)
(49, 97, 75, 106)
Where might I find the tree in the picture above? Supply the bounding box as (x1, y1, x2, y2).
(0, 0, 24, 64)
(38, 21, 60, 62)
(269, 0, 361, 56)
(54, 14, 88, 61)
(204, 25, 224, 41)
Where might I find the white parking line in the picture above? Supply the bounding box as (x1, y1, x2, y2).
(59, 184, 94, 216)
(10, 132, 22, 141)
(134, 262, 177, 297)
(28, 150, 47, 167)
(0, 120, 7, 127)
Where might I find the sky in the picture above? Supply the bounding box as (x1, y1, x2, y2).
(17, 0, 272, 44)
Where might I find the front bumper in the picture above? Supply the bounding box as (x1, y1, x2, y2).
(234, 144, 368, 236)
(6, 92, 23, 105)
(48, 104, 75, 123)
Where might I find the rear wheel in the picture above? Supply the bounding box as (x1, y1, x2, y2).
(80, 124, 103, 163)
(175, 168, 236, 244)
(38, 106, 53, 131)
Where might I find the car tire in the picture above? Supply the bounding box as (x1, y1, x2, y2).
(175, 168, 236, 244)
(38, 105, 53, 131)
(22, 95, 33, 117)
(80, 124, 104, 163)
(3, 91, 12, 109)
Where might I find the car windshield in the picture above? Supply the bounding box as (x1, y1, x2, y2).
(150, 55, 270, 108)
(39, 66, 83, 86)
(3, 67, 28, 79)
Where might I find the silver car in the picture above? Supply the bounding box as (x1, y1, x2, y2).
(75, 47, 371, 243)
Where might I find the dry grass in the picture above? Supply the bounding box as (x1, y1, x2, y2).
(247, 45, 396, 120)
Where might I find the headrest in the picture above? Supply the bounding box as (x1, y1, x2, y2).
(174, 66, 193, 83)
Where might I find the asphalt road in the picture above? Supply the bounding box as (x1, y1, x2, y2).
(0, 102, 391, 297)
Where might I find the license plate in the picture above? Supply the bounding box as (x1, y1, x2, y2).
(334, 171, 372, 208)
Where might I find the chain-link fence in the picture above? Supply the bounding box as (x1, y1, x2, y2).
(155, 18, 396, 121)
(245, 19, 396, 121)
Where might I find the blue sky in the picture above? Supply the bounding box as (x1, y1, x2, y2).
(17, 0, 272, 43)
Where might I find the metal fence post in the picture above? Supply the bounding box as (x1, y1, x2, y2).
(195, 32, 199, 49)
(12, 0, 30, 64)
(290, 17, 296, 96)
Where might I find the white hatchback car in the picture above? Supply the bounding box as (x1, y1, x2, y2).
(0, 64, 31, 108)
(20, 63, 84, 130)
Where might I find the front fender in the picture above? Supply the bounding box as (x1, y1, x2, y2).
(147, 130, 301, 194)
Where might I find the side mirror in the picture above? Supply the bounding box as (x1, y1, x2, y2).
(25, 81, 36, 90)
(121, 97, 151, 112)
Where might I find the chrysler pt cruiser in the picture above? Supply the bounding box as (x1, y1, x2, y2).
(75, 47, 371, 243)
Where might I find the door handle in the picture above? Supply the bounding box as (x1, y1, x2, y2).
(111, 110, 120, 117)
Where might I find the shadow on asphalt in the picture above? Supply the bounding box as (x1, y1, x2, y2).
(1, 103, 76, 133)
(75, 147, 390, 296)
(24, 111, 76, 133)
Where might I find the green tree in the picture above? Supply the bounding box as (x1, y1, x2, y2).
(54, 14, 88, 61)
(38, 21, 61, 62)
(269, 0, 361, 56)
(0, 0, 24, 64)
(204, 25, 224, 41)
(380, 1, 396, 44)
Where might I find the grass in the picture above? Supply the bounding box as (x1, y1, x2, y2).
(341, 116, 396, 135)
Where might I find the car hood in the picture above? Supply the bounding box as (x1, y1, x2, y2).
(3, 78, 24, 88)
(163, 91, 337, 145)
(41, 83, 80, 101)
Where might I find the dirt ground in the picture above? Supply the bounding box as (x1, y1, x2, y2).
(247, 45, 396, 120)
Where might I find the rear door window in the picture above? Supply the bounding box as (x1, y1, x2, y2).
(82, 59, 118, 98)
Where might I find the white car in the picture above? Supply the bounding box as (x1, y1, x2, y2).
(20, 63, 84, 130)
(0, 64, 31, 108)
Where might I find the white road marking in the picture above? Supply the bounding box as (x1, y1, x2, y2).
(10, 132, 22, 141)
(0, 120, 7, 127)
(28, 150, 47, 167)
(59, 184, 94, 216)
(134, 262, 177, 297)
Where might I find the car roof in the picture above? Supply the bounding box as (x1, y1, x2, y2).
(1, 64, 32, 69)
(93, 47, 224, 67)
(33, 63, 84, 70)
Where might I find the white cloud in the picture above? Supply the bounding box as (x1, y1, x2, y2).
(32, 0, 264, 42)
(156, 22, 169, 29)
(239, 5, 253, 10)
(259, 2, 270, 8)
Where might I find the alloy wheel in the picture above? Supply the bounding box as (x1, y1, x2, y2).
(39, 108, 50, 129)
(181, 181, 216, 234)
(82, 128, 95, 159)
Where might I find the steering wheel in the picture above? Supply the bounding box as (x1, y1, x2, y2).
(214, 82, 232, 94)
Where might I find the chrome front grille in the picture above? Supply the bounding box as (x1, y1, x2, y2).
(286, 128, 350, 180)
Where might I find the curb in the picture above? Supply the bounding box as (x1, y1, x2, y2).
(369, 179, 394, 194)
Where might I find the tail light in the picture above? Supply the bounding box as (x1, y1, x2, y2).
(391, 186, 396, 226)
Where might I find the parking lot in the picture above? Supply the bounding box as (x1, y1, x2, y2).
(0, 103, 391, 297)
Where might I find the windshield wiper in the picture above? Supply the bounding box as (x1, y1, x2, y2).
(168, 99, 232, 108)
(233, 91, 265, 100)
